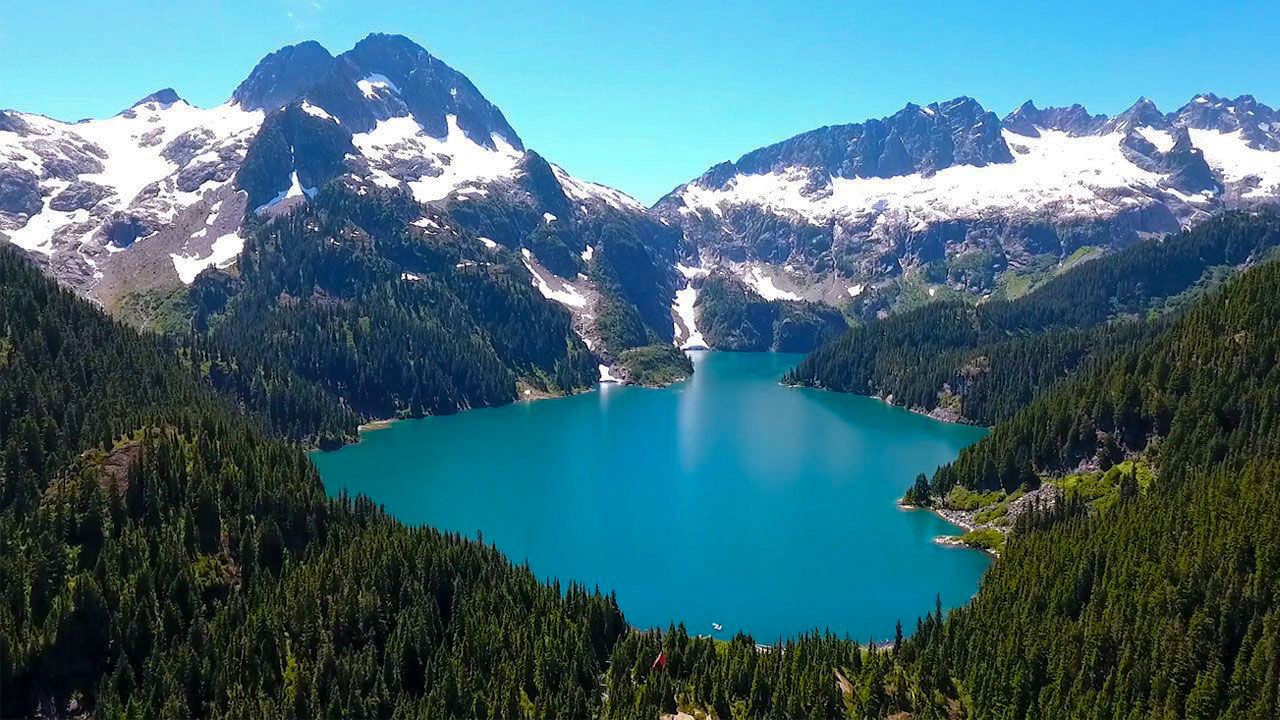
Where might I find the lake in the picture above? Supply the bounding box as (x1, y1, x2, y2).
(313, 351, 990, 642)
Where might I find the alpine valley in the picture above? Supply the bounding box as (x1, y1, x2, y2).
(7, 34, 1278, 361)
(4, 30, 1280, 720)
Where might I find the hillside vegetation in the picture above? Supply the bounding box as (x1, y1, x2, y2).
(4, 209, 1280, 719)
(787, 211, 1280, 425)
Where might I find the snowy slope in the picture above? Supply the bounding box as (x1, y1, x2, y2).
(0, 34, 664, 315)
(0, 97, 262, 298)
(658, 94, 1280, 311)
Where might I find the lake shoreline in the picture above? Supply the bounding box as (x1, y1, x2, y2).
(344, 382, 601, 448)
(315, 352, 990, 640)
(898, 499, 1000, 558)
(779, 380, 990, 428)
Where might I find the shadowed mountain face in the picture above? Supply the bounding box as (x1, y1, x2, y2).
(233, 34, 522, 147)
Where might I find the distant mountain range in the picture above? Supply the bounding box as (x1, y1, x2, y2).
(659, 93, 1280, 314)
(3, 33, 1279, 347)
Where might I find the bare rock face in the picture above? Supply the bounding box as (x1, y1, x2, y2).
(231, 40, 337, 113)
(102, 213, 153, 249)
(49, 181, 113, 212)
(0, 168, 43, 219)
(0, 110, 32, 135)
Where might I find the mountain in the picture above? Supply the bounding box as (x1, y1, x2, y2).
(0, 245, 626, 718)
(0, 33, 686, 368)
(6, 43, 1280, 358)
(608, 223, 1280, 720)
(657, 93, 1280, 315)
(786, 210, 1280, 425)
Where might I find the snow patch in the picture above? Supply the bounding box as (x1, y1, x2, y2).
(1135, 126, 1174, 152)
(847, 283, 864, 297)
(550, 164, 646, 212)
(746, 266, 801, 301)
(543, 212, 557, 223)
(676, 263, 710, 279)
(356, 73, 399, 99)
(673, 285, 707, 349)
(255, 171, 316, 212)
(523, 252, 588, 308)
(1188, 128, 1280, 199)
(352, 115, 521, 203)
(170, 232, 243, 283)
(581, 244, 594, 261)
(300, 102, 337, 123)
(598, 364, 620, 383)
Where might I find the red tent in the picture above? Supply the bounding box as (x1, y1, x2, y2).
(651, 651, 667, 673)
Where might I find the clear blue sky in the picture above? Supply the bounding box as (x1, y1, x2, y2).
(3, 1, 1277, 204)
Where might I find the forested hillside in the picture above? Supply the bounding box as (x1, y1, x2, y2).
(607, 232, 1280, 719)
(0, 246, 626, 718)
(695, 272, 847, 352)
(787, 210, 1280, 424)
(927, 253, 1280, 495)
(188, 184, 598, 446)
(5, 208, 1280, 717)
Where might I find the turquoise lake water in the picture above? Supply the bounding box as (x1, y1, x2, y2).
(313, 351, 990, 642)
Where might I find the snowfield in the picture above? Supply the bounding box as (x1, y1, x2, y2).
(2, 99, 262, 255)
(673, 285, 707, 349)
(170, 231, 244, 283)
(351, 115, 522, 203)
(675, 125, 1280, 239)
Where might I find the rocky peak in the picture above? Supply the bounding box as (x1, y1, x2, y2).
(1161, 125, 1218, 193)
(702, 96, 1012, 188)
(0, 110, 32, 136)
(332, 33, 522, 149)
(1174, 93, 1279, 150)
(1101, 97, 1169, 134)
(231, 40, 336, 112)
(1002, 100, 1043, 137)
(130, 88, 183, 110)
(1002, 102, 1107, 136)
(229, 34, 523, 151)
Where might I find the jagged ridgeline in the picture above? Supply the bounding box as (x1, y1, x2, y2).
(0, 246, 626, 718)
(787, 210, 1280, 425)
(660, 94, 1280, 317)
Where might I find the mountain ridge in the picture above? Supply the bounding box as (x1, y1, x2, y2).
(3, 35, 1279, 355)
(657, 91, 1280, 316)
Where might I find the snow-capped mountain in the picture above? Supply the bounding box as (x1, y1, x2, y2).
(6, 38, 1280, 352)
(0, 33, 672, 333)
(657, 94, 1280, 311)
(0, 92, 262, 299)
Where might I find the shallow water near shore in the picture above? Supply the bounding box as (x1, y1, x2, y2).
(313, 351, 990, 642)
